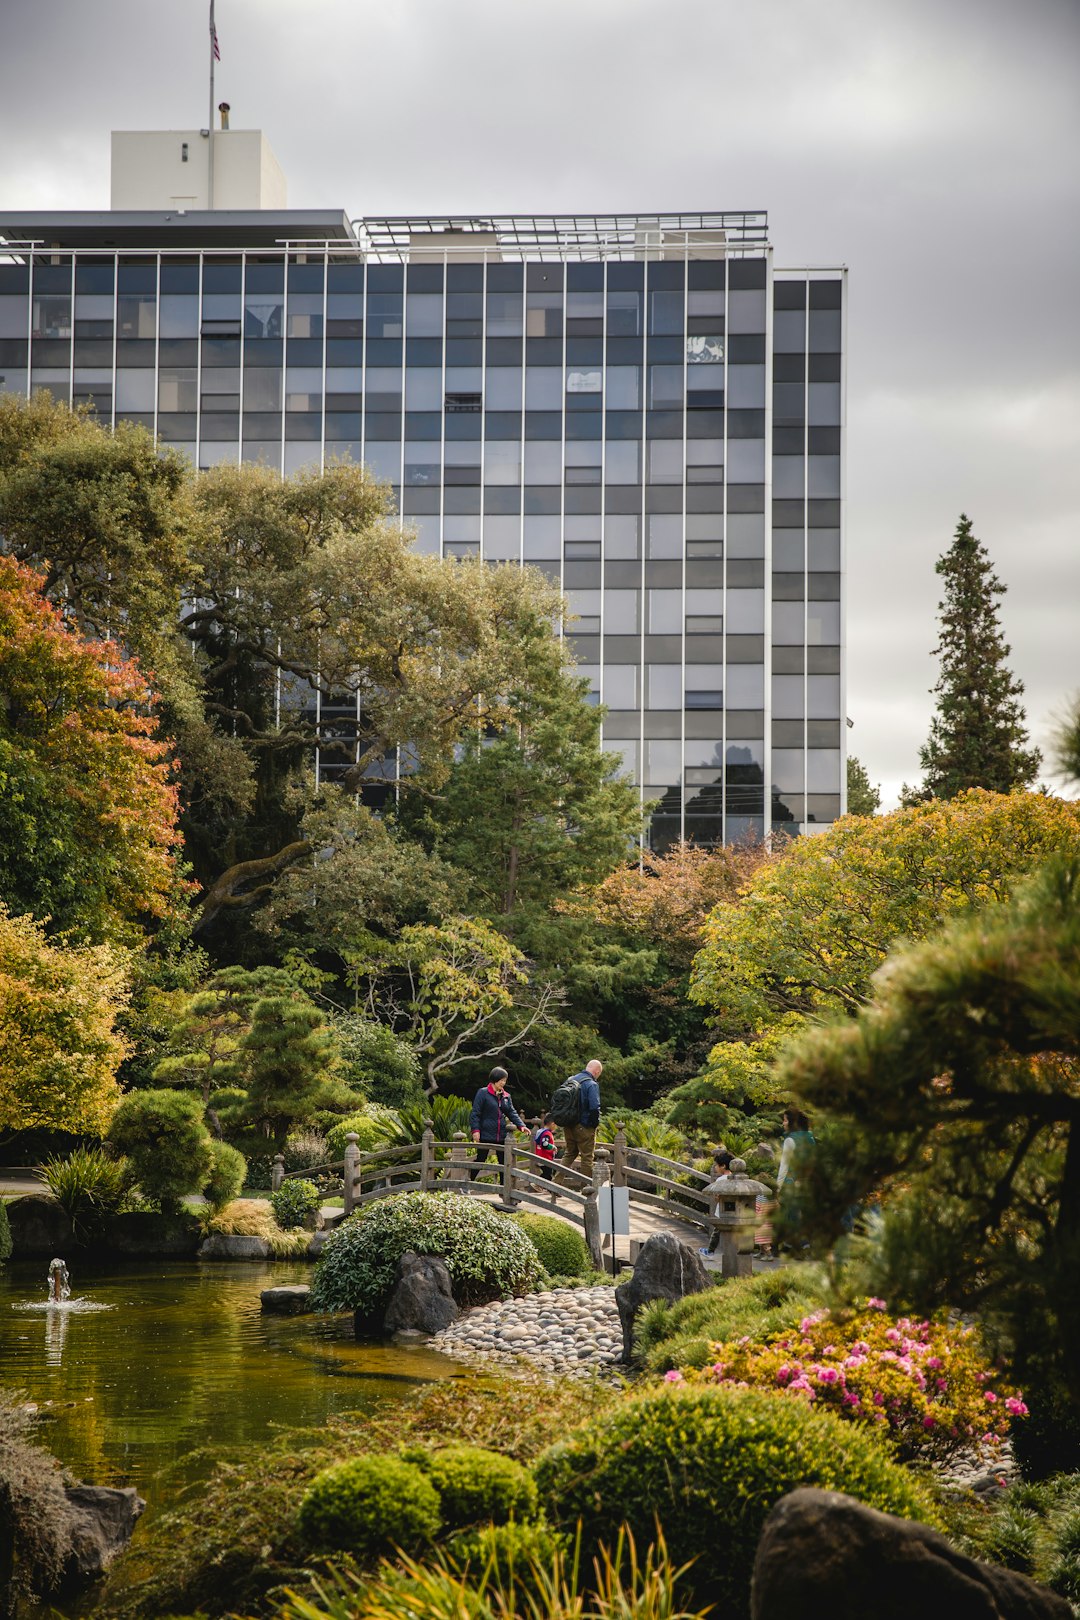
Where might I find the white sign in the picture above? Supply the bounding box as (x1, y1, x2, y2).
(597, 1184, 631, 1236)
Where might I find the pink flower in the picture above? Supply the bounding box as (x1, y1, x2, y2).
(872, 1391, 885, 1407)
(984, 1391, 997, 1404)
(867, 1297, 887, 1310)
(852, 1341, 871, 1356)
(936, 1379, 948, 1392)
(842, 1390, 860, 1407)
(664, 1370, 684, 1384)
(822, 1344, 837, 1356)
(817, 1367, 840, 1385)
(922, 1415, 936, 1429)
(926, 1357, 943, 1370)
(885, 1328, 901, 1344)
(844, 1355, 866, 1370)
(1005, 1397, 1029, 1417)
(775, 1365, 792, 1385)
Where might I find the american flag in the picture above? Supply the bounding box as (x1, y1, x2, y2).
(210, 3, 221, 60)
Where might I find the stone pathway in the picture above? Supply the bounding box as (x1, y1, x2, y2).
(431, 1285, 624, 1374)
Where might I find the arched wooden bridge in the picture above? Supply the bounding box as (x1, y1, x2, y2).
(275, 1128, 765, 1273)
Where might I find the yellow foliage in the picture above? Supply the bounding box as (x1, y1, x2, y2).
(0, 906, 129, 1134)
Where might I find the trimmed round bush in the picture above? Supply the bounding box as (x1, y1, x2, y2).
(202, 1140, 247, 1212)
(270, 1178, 321, 1230)
(310, 1191, 544, 1319)
(512, 1212, 591, 1279)
(445, 1519, 564, 1588)
(533, 1384, 939, 1613)
(325, 1110, 397, 1160)
(426, 1445, 538, 1530)
(107, 1088, 213, 1212)
(298, 1454, 441, 1556)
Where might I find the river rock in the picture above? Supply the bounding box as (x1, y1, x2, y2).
(5, 1195, 74, 1256)
(382, 1251, 459, 1335)
(198, 1232, 272, 1260)
(260, 1284, 312, 1315)
(106, 1211, 201, 1257)
(61, 1484, 144, 1588)
(615, 1233, 710, 1363)
(750, 1488, 1071, 1619)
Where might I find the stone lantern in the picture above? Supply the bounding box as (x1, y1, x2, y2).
(709, 1158, 769, 1278)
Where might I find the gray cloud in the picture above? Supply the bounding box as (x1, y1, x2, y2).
(2, 0, 1077, 804)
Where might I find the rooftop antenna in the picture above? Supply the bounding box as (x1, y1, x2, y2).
(208, 0, 221, 208)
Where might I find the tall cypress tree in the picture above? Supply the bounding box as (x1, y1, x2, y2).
(918, 514, 1040, 798)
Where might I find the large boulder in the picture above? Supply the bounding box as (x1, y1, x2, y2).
(260, 1284, 312, 1315)
(103, 1212, 201, 1257)
(5, 1195, 73, 1257)
(616, 1233, 709, 1362)
(198, 1232, 272, 1260)
(381, 1250, 459, 1336)
(751, 1488, 1071, 1619)
(61, 1485, 144, 1589)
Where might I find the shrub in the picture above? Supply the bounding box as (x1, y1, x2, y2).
(107, 1088, 213, 1212)
(512, 1212, 591, 1279)
(202, 1140, 247, 1213)
(634, 1265, 824, 1371)
(37, 1144, 132, 1237)
(324, 1109, 399, 1160)
(282, 1129, 329, 1172)
(533, 1384, 939, 1613)
(297, 1454, 441, 1556)
(208, 1198, 310, 1257)
(271, 1178, 321, 1230)
(425, 1444, 538, 1530)
(393, 1096, 472, 1145)
(0, 1197, 10, 1263)
(689, 1300, 1027, 1464)
(310, 1191, 543, 1320)
(443, 1519, 565, 1594)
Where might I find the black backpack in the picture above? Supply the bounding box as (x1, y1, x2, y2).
(549, 1074, 583, 1126)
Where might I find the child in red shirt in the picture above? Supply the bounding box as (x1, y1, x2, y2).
(532, 1112, 558, 1181)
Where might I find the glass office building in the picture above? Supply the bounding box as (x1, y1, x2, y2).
(0, 209, 846, 844)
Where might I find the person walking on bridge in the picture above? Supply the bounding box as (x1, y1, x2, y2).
(470, 1066, 527, 1179)
(552, 1059, 602, 1186)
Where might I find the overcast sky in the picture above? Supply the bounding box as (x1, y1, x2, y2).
(2, 0, 1078, 805)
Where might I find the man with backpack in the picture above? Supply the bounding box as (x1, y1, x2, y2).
(551, 1059, 602, 1186)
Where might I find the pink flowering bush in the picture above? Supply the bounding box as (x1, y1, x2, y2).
(690, 1300, 1028, 1463)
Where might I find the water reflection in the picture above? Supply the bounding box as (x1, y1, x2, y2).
(1, 1259, 465, 1525)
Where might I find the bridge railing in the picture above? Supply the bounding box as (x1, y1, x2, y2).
(273, 1126, 716, 1250)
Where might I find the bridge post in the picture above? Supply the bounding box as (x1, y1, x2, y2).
(499, 1133, 517, 1209)
(612, 1127, 628, 1189)
(447, 1131, 469, 1187)
(584, 1162, 604, 1272)
(343, 1133, 360, 1216)
(271, 1154, 285, 1193)
(420, 1125, 434, 1192)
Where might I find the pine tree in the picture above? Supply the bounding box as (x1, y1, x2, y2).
(918, 514, 1040, 798)
(239, 994, 335, 1150)
(845, 755, 881, 816)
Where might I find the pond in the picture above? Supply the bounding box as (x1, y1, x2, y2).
(0, 1256, 468, 1611)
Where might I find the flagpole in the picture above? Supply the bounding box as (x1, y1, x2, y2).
(208, 0, 216, 209)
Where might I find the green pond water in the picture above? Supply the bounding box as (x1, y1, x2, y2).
(0, 1256, 468, 1611)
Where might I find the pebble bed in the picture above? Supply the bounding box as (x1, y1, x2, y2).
(431, 1285, 624, 1374)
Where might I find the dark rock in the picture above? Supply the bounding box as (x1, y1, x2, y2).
(60, 1484, 144, 1589)
(260, 1284, 312, 1315)
(750, 1488, 1071, 1620)
(103, 1212, 201, 1257)
(198, 1232, 272, 1260)
(381, 1250, 459, 1335)
(6, 1195, 73, 1257)
(616, 1233, 709, 1362)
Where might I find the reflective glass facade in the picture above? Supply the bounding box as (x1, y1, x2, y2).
(0, 213, 846, 844)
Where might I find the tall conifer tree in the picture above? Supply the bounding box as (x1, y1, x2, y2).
(918, 514, 1040, 798)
